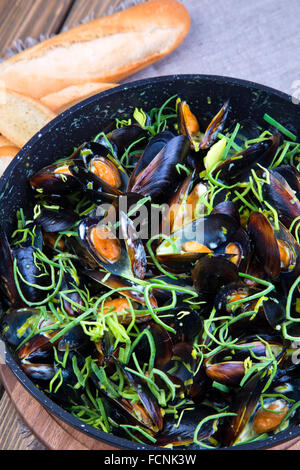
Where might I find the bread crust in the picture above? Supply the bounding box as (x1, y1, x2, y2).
(0, 145, 20, 157)
(0, 89, 56, 147)
(0, 0, 190, 99)
(40, 82, 118, 112)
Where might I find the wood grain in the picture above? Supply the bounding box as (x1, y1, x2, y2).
(61, 0, 122, 30)
(0, 0, 74, 57)
(1, 360, 300, 450)
(0, 365, 119, 450)
(0, 392, 30, 450)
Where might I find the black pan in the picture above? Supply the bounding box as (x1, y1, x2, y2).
(1, 75, 300, 450)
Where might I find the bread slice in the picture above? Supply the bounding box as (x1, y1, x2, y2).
(0, 145, 20, 176)
(0, 145, 20, 157)
(0, 89, 56, 148)
(41, 82, 118, 113)
(0, 0, 190, 99)
(0, 135, 15, 147)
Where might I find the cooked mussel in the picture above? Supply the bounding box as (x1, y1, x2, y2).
(155, 404, 218, 447)
(205, 338, 284, 386)
(200, 99, 230, 150)
(0, 308, 48, 348)
(130, 135, 190, 203)
(127, 130, 175, 191)
(247, 211, 281, 280)
(83, 270, 158, 308)
(213, 133, 282, 185)
(29, 160, 80, 194)
(261, 168, 300, 234)
(219, 365, 272, 446)
(192, 255, 239, 296)
(78, 212, 147, 280)
(156, 212, 240, 272)
(177, 98, 202, 151)
(98, 123, 149, 158)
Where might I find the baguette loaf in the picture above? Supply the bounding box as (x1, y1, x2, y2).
(40, 82, 118, 113)
(0, 145, 20, 157)
(0, 89, 56, 147)
(0, 0, 190, 99)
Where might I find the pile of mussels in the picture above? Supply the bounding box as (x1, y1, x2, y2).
(1, 95, 300, 448)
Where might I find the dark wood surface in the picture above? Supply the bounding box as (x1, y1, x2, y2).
(0, 0, 121, 58)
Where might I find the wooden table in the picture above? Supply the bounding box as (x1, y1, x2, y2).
(1, 0, 300, 452)
(0, 0, 122, 450)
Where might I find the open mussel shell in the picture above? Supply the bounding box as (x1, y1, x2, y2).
(161, 172, 211, 237)
(271, 164, 300, 198)
(36, 207, 79, 233)
(177, 97, 202, 151)
(158, 305, 202, 344)
(17, 331, 57, 364)
(213, 133, 281, 185)
(247, 211, 281, 280)
(13, 245, 51, 304)
(205, 339, 284, 387)
(68, 160, 123, 203)
(98, 124, 149, 158)
(119, 210, 147, 280)
(78, 213, 147, 280)
(83, 270, 158, 308)
(200, 99, 230, 150)
(0, 226, 22, 308)
(261, 169, 300, 230)
(130, 321, 174, 369)
(214, 282, 257, 314)
(94, 357, 163, 433)
(0, 308, 43, 348)
(29, 160, 80, 194)
(211, 200, 241, 224)
(275, 224, 300, 294)
(219, 365, 272, 446)
(155, 404, 217, 447)
(78, 217, 130, 277)
(127, 130, 175, 191)
(130, 135, 190, 203)
(192, 255, 239, 296)
(156, 212, 240, 271)
(215, 226, 251, 271)
(77, 141, 129, 192)
(160, 172, 193, 236)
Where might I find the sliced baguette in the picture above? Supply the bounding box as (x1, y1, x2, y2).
(0, 145, 20, 176)
(0, 89, 56, 148)
(0, 145, 20, 157)
(0, 0, 190, 99)
(0, 135, 15, 147)
(41, 82, 118, 113)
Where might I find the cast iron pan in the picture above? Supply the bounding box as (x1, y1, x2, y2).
(1, 75, 300, 450)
